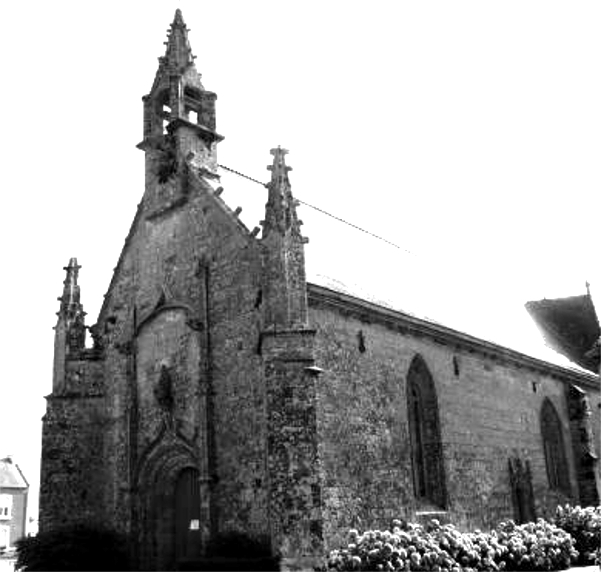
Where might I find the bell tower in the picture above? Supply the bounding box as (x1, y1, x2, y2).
(138, 9, 224, 216)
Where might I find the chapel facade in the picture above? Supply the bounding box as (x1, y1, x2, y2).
(40, 10, 600, 570)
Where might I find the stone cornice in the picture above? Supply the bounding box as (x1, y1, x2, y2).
(307, 283, 599, 390)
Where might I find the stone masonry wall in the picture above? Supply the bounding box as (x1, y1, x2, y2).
(40, 395, 106, 530)
(94, 175, 269, 544)
(309, 300, 593, 550)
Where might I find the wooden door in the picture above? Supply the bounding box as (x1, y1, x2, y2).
(174, 467, 202, 563)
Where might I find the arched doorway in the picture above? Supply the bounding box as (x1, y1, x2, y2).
(135, 438, 202, 570)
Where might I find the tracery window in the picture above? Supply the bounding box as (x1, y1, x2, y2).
(541, 398, 570, 494)
(406, 355, 446, 508)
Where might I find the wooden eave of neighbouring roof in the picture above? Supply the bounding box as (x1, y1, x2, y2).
(525, 295, 600, 374)
(308, 283, 599, 390)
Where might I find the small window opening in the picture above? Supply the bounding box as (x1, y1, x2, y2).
(311, 483, 321, 506)
(357, 330, 366, 353)
(532, 382, 538, 393)
(184, 86, 202, 100)
(453, 356, 460, 377)
(188, 109, 199, 124)
(162, 119, 169, 134)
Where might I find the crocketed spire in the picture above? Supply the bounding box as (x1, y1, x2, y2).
(160, 9, 197, 74)
(56, 257, 86, 351)
(263, 147, 302, 238)
(58, 258, 84, 321)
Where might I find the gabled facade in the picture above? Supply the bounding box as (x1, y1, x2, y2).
(40, 10, 601, 571)
(0, 457, 28, 548)
(41, 10, 321, 570)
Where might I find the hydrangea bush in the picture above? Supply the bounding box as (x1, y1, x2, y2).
(554, 504, 601, 565)
(327, 518, 578, 571)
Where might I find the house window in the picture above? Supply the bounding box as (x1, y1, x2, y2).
(0, 525, 8, 548)
(0, 495, 12, 520)
(541, 398, 570, 494)
(406, 354, 447, 508)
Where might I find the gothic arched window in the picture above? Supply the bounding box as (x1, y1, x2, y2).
(541, 398, 570, 494)
(406, 354, 447, 508)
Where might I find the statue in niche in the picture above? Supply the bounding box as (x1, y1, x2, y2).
(568, 386, 597, 459)
(155, 137, 178, 184)
(578, 394, 597, 459)
(508, 457, 535, 524)
(154, 364, 175, 423)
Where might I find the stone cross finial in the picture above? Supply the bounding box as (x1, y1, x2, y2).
(267, 146, 292, 174)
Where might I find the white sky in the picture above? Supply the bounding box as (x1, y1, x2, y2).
(0, 1, 598, 524)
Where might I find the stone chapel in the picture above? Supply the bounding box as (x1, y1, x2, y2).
(40, 10, 600, 571)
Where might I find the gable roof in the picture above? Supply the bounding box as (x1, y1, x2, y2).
(0, 458, 28, 489)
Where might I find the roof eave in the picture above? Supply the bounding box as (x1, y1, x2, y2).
(308, 282, 599, 389)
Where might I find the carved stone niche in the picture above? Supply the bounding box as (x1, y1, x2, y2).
(155, 136, 178, 184)
(508, 457, 535, 524)
(154, 364, 175, 414)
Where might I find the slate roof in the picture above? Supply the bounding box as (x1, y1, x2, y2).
(0, 458, 28, 489)
(308, 271, 597, 379)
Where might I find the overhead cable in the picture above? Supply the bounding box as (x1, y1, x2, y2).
(218, 163, 412, 255)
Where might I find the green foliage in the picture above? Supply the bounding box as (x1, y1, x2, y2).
(327, 517, 578, 571)
(14, 523, 131, 571)
(554, 504, 601, 565)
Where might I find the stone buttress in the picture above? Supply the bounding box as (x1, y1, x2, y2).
(40, 258, 105, 530)
(260, 147, 325, 568)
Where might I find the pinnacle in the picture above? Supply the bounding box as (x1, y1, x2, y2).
(163, 8, 194, 70)
(58, 257, 85, 322)
(263, 147, 300, 237)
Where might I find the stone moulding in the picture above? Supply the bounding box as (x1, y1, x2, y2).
(135, 300, 197, 336)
